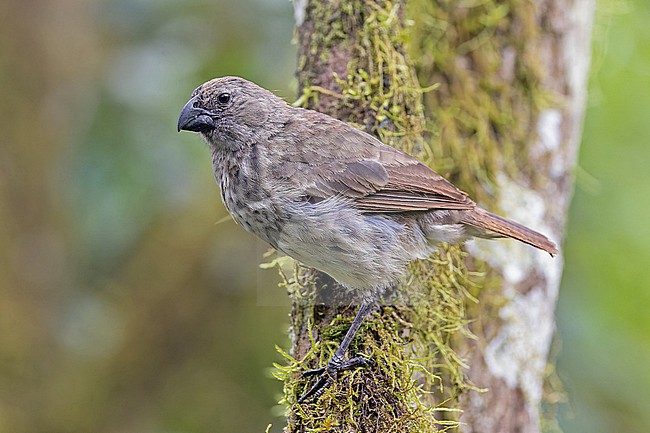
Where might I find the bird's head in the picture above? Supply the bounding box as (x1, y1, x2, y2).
(177, 76, 287, 148)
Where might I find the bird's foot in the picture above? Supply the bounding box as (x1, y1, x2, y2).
(297, 354, 373, 403)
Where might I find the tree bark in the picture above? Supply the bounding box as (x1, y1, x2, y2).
(280, 0, 594, 432)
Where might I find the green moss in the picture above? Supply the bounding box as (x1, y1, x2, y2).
(296, 0, 428, 149)
(406, 0, 555, 202)
(270, 247, 487, 431)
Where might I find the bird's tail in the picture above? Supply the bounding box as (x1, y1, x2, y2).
(461, 208, 558, 255)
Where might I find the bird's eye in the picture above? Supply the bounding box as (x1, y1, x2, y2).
(217, 93, 231, 104)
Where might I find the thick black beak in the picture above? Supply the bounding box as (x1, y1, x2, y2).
(177, 97, 215, 132)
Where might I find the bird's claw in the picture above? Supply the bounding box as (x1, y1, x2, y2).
(301, 366, 326, 377)
(297, 355, 373, 403)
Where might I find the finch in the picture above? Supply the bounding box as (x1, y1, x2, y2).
(178, 76, 557, 401)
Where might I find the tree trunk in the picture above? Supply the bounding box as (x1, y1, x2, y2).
(278, 0, 594, 432)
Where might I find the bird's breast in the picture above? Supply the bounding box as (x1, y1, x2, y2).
(211, 147, 285, 247)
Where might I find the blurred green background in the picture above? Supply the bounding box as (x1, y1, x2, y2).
(0, 0, 648, 432)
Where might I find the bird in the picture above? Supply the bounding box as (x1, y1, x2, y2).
(177, 76, 558, 402)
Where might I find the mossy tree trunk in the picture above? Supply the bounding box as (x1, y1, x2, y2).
(278, 0, 594, 432)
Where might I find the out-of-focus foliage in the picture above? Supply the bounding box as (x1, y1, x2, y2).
(557, 1, 650, 432)
(0, 0, 648, 432)
(0, 0, 294, 432)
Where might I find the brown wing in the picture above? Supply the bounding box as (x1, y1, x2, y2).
(274, 109, 475, 213)
(354, 150, 475, 212)
(296, 133, 475, 213)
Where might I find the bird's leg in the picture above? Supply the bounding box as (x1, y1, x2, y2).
(298, 301, 375, 403)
